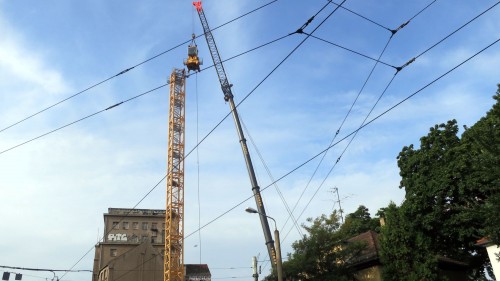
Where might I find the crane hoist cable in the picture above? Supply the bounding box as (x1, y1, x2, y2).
(195, 72, 203, 264)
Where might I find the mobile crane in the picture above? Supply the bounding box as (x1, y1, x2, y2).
(191, 0, 278, 272)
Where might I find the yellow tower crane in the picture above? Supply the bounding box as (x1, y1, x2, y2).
(164, 68, 187, 281)
(164, 32, 201, 281)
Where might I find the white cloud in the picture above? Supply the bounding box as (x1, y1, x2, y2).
(0, 19, 69, 96)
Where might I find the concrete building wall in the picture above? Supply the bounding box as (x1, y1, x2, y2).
(486, 244, 500, 280)
(93, 208, 166, 281)
(104, 208, 166, 245)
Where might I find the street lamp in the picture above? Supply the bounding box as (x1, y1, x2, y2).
(245, 207, 283, 281)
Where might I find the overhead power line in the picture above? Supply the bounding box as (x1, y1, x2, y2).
(326, 0, 392, 32)
(0, 265, 91, 273)
(415, 0, 500, 60)
(304, 33, 397, 69)
(0, 0, 279, 135)
(56, 1, 498, 278)
(187, 36, 499, 242)
(280, 34, 394, 239)
(0, 33, 292, 156)
(62, 36, 500, 281)
(60, 0, 347, 275)
(279, 0, 495, 241)
(279, 0, 438, 239)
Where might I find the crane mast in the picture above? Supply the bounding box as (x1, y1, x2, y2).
(165, 68, 186, 281)
(192, 1, 278, 270)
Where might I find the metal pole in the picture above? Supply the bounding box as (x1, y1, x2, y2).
(252, 256, 258, 281)
(274, 229, 283, 281)
(246, 208, 283, 280)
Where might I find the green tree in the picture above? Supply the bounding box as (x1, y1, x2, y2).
(268, 206, 379, 281)
(381, 84, 500, 280)
(461, 85, 500, 245)
(339, 205, 380, 237)
(380, 202, 438, 281)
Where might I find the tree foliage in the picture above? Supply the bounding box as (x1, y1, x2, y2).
(340, 205, 380, 238)
(380, 202, 438, 281)
(381, 85, 500, 280)
(268, 206, 379, 281)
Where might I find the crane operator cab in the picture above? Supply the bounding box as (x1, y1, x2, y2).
(184, 34, 202, 72)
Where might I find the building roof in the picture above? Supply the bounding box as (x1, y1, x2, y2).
(185, 264, 211, 276)
(475, 237, 493, 247)
(107, 208, 166, 216)
(346, 230, 381, 267)
(346, 230, 468, 270)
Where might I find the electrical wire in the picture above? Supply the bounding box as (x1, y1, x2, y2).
(184, 36, 499, 242)
(240, 117, 304, 238)
(280, 0, 425, 240)
(212, 276, 250, 280)
(57, 28, 291, 273)
(305, 33, 397, 69)
(414, 1, 500, 60)
(0, 33, 292, 156)
(210, 267, 253, 270)
(61, 35, 499, 281)
(282, 73, 398, 244)
(326, 0, 392, 32)
(279, 34, 393, 240)
(280, 0, 473, 241)
(195, 72, 203, 264)
(0, 265, 91, 273)
(60, 174, 167, 280)
(0, 0, 280, 134)
(0, 265, 90, 281)
(45, 2, 499, 279)
(0, 83, 169, 155)
(59, 0, 349, 277)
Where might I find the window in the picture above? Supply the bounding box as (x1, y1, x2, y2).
(98, 267, 109, 281)
(122, 222, 129, 230)
(162, 223, 166, 229)
(133, 222, 139, 230)
(112, 222, 119, 229)
(110, 249, 117, 257)
(151, 223, 158, 230)
(130, 234, 139, 243)
(142, 222, 148, 230)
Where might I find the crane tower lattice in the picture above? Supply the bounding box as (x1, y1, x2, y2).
(164, 68, 186, 281)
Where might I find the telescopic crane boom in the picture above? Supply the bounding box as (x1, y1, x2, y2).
(192, 0, 278, 270)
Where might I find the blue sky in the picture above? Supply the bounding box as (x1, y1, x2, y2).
(1, 1, 499, 280)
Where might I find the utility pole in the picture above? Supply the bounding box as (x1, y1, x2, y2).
(246, 208, 283, 281)
(252, 256, 258, 281)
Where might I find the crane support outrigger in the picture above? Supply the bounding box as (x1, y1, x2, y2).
(192, 0, 278, 271)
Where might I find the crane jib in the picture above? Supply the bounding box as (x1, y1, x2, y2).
(193, 0, 278, 270)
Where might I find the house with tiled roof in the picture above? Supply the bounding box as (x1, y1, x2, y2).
(346, 230, 469, 281)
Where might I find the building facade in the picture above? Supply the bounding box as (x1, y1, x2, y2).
(92, 208, 211, 281)
(92, 208, 166, 281)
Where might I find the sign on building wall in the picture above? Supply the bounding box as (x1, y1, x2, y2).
(108, 233, 127, 242)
